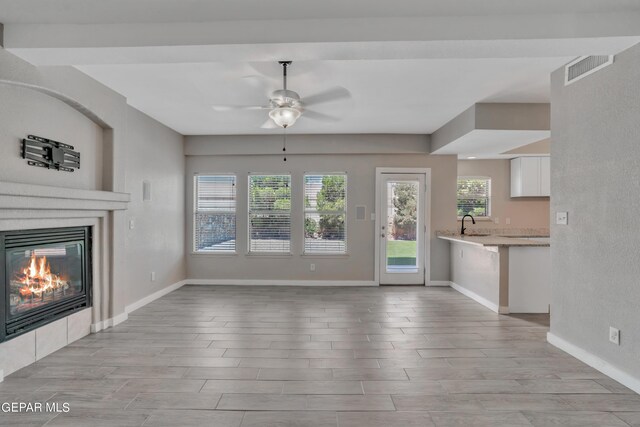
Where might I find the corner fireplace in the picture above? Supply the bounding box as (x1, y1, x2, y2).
(1, 227, 92, 342)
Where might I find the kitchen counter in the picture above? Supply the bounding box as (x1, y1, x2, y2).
(437, 234, 550, 248)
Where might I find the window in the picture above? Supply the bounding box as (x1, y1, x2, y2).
(249, 175, 291, 253)
(304, 174, 347, 254)
(457, 176, 491, 218)
(194, 175, 236, 253)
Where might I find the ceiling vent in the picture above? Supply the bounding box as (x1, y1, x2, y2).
(564, 55, 614, 86)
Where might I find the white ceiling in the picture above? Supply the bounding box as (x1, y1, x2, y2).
(2, 0, 640, 154)
(77, 58, 568, 135)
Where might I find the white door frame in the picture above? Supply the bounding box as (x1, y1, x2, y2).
(374, 167, 431, 286)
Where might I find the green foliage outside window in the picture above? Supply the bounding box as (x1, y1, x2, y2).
(317, 175, 345, 240)
(391, 183, 417, 240)
(249, 175, 291, 240)
(457, 177, 490, 217)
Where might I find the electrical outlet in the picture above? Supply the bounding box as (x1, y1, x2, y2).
(310, 263, 316, 272)
(150, 271, 156, 282)
(506, 218, 511, 225)
(129, 219, 135, 230)
(494, 217, 499, 224)
(609, 327, 620, 345)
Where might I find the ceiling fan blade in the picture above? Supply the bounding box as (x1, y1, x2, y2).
(241, 74, 275, 96)
(260, 119, 278, 129)
(303, 86, 351, 106)
(303, 109, 341, 122)
(212, 105, 270, 112)
(248, 62, 285, 79)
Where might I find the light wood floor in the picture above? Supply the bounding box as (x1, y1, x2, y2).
(2, 285, 639, 426)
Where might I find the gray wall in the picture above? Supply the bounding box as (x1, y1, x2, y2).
(185, 135, 457, 282)
(124, 106, 186, 305)
(0, 84, 104, 190)
(550, 43, 640, 377)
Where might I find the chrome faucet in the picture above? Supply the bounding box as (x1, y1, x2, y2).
(460, 214, 475, 235)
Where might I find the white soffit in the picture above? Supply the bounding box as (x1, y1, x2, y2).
(438, 130, 551, 159)
(1, 0, 639, 24)
(503, 138, 551, 156)
(431, 103, 551, 158)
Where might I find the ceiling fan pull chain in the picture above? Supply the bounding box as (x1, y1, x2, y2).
(283, 128, 287, 162)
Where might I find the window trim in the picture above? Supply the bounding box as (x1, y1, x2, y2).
(456, 175, 492, 219)
(303, 172, 348, 255)
(193, 173, 238, 254)
(247, 173, 293, 254)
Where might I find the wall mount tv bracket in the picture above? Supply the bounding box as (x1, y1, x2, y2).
(21, 135, 80, 172)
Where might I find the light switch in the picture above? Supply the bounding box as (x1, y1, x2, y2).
(556, 212, 568, 225)
(370, 213, 376, 221)
(129, 219, 135, 230)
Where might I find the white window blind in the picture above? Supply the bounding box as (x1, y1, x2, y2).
(304, 174, 347, 254)
(457, 176, 491, 217)
(194, 175, 236, 252)
(249, 175, 291, 253)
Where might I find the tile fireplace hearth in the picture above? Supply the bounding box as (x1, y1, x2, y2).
(0, 227, 92, 343)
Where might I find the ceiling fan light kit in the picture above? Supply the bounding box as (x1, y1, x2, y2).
(269, 106, 302, 128)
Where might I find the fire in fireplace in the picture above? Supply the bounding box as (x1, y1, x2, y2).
(1, 227, 92, 342)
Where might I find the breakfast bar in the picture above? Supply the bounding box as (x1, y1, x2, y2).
(437, 233, 551, 314)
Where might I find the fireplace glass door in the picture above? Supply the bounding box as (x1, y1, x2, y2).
(7, 241, 85, 318)
(2, 226, 91, 342)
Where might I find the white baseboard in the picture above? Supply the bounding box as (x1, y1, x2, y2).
(125, 280, 187, 314)
(547, 332, 640, 395)
(186, 279, 377, 287)
(428, 280, 452, 287)
(450, 281, 500, 313)
(90, 311, 128, 333)
(90, 279, 188, 333)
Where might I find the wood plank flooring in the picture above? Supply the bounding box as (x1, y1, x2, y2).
(1, 285, 638, 426)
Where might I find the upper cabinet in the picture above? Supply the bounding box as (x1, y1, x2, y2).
(539, 157, 550, 196)
(511, 156, 550, 197)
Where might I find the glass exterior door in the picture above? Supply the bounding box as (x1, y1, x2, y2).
(379, 174, 425, 285)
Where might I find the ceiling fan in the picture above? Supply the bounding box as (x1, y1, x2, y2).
(212, 61, 352, 129)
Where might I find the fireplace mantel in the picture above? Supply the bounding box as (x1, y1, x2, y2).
(0, 180, 130, 214)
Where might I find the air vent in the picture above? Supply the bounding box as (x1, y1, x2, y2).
(565, 55, 614, 85)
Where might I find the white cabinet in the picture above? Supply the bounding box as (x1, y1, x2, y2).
(539, 157, 550, 196)
(510, 156, 550, 197)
